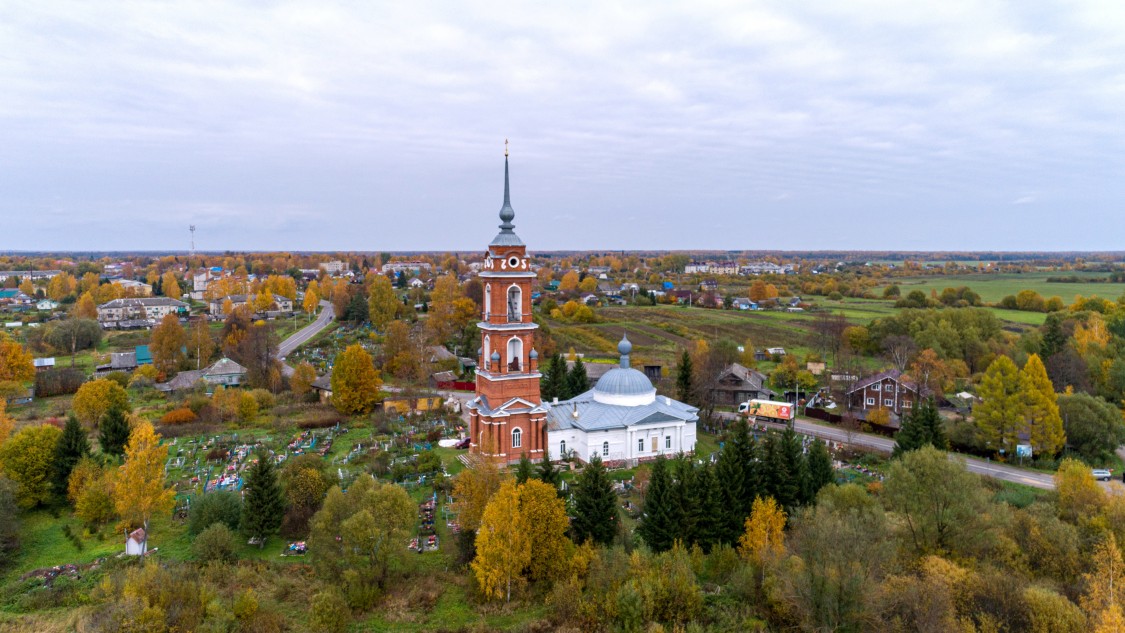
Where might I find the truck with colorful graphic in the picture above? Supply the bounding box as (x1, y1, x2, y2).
(737, 399, 795, 423)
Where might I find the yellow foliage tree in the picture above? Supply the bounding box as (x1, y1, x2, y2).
(72, 379, 131, 428)
(237, 391, 259, 422)
(738, 496, 787, 564)
(114, 421, 175, 549)
(426, 275, 461, 345)
(559, 271, 579, 293)
(0, 400, 13, 446)
(0, 424, 62, 508)
(518, 479, 571, 582)
(19, 279, 35, 297)
(1075, 313, 1109, 356)
(0, 332, 34, 384)
(252, 289, 275, 313)
(291, 362, 317, 397)
(452, 453, 506, 533)
(160, 271, 182, 299)
(1055, 458, 1106, 523)
(303, 289, 319, 320)
(150, 313, 187, 380)
(1082, 532, 1125, 631)
(579, 276, 598, 293)
(73, 292, 98, 319)
(367, 275, 398, 330)
(472, 480, 530, 602)
(1022, 354, 1065, 456)
(330, 344, 382, 415)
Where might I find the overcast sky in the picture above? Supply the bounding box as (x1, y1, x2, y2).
(2, 1, 1124, 252)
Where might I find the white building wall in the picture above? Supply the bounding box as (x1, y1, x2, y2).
(548, 421, 697, 464)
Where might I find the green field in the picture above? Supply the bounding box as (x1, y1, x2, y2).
(889, 271, 1125, 304)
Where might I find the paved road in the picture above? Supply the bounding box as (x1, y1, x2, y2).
(277, 301, 335, 376)
(720, 413, 1059, 490)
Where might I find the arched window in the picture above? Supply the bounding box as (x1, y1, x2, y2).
(560, 440, 566, 457)
(484, 336, 491, 370)
(512, 427, 522, 449)
(507, 285, 521, 322)
(507, 336, 522, 372)
(602, 441, 609, 457)
(484, 284, 491, 318)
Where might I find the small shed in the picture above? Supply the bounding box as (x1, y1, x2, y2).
(126, 528, 147, 556)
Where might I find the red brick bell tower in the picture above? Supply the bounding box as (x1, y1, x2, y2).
(466, 144, 548, 464)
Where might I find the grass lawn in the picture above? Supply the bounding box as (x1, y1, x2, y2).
(888, 271, 1125, 304)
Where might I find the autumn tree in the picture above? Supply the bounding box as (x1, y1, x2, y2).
(1023, 353, 1066, 456)
(291, 362, 317, 398)
(1082, 532, 1125, 632)
(473, 480, 531, 602)
(44, 318, 102, 367)
(160, 271, 182, 299)
(241, 453, 284, 548)
(883, 446, 991, 557)
(975, 355, 1025, 456)
(114, 421, 175, 551)
(0, 401, 13, 447)
(1055, 457, 1106, 523)
(52, 414, 90, 498)
(367, 275, 398, 330)
(1058, 392, 1125, 462)
(0, 424, 62, 508)
(909, 348, 950, 397)
(0, 476, 19, 566)
(0, 332, 34, 385)
(151, 313, 187, 380)
(559, 271, 579, 293)
(330, 344, 382, 415)
(73, 292, 98, 319)
(303, 288, 319, 321)
(382, 321, 422, 381)
(738, 496, 786, 565)
(187, 319, 215, 370)
(73, 379, 131, 428)
(425, 275, 461, 345)
(518, 479, 571, 582)
(571, 455, 619, 546)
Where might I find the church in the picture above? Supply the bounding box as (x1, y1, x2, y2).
(466, 149, 698, 465)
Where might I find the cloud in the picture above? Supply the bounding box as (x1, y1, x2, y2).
(1, 1, 1124, 250)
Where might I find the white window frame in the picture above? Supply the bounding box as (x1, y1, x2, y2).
(484, 283, 491, 317)
(872, 384, 881, 391)
(560, 440, 566, 456)
(637, 438, 644, 452)
(866, 397, 875, 406)
(506, 284, 522, 323)
(884, 398, 894, 407)
(665, 436, 671, 449)
(903, 400, 912, 408)
(602, 441, 609, 457)
(506, 336, 523, 372)
(511, 427, 522, 449)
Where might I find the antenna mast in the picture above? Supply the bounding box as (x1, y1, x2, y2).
(189, 225, 196, 257)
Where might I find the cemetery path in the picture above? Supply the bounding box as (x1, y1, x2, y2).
(278, 301, 335, 376)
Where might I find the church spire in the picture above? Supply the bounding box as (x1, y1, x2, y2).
(491, 140, 523, 246)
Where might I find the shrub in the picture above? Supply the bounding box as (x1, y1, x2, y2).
(188, 490, 242, 535)
(193, 523, 238, 564)
(103, 371, 130, 388)
(160, 408, 198, 425)
(309, 589, 351, 633)
(250, 389, 275, 411)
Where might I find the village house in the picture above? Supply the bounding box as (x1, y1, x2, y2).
(158, 357, 249, 392)
(96, 297, 188, 323)
(845, 368, 920, 427)
(381, 261, 432, 275)
(0, 270, 62, 281)
(711, 363, 776, 407)
(208, 294, 294, 316)
(318, 260, 347, 274)
(111, 279, 152, 295)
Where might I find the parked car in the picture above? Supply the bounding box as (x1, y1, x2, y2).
(1093, 469, 1112, 481)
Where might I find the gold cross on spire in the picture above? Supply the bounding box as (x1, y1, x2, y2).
(504, 138, 509, 157)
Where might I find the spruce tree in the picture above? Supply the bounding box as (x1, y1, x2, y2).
(781, 428, 811, 506)
(675, 351, 696, 405)
(98, 405, 131, 458)
(1041, 312, 1065, 360)
(241, 453, 285, 548)
(715, 420, 757, 544)
(514, 453, 534, 484)
(894, 398, 947, 456)
(540, 353, 566, 401)
(762, 431, 799, 512)
(535, 450, 562, 495)
(637, 456, 678, 552)
(804, 439, 835, 501)
(565, 357, 590, 398)
(670, 457, 699, 546)
(571, 455, 619, 546)
(693, 462, 724, 552)
(53, 414, 90, 497)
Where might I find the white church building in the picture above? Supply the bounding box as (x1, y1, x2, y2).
(546, 336, 698, 466)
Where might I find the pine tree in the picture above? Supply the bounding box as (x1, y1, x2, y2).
(53, 414, 90, 498)
(715, 420, 759, 545)
(98, 405, 131, 458)
(637, 456, 678, 552)
(1023, 354, 1066, 456)
(762, 431, 800, 512)
(514, 454, 534, 484)
(1041, 312, 1066, 359)
(781, 428, 811, 506)
(804, 439, 835, 501)
(571, 455, 619, 546)
(893, 398, 948, 456)
(241, 453, 284, 548)
(670, 457, 699, 546)
(565, 357, 590, 398)
(675, 351, 696, 405)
